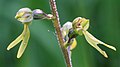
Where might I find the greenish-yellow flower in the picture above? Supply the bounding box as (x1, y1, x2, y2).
(72, 17, 116, 58)
(7, 8, 32, 58)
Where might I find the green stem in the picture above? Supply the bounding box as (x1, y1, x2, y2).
(49, 0, 72, 67)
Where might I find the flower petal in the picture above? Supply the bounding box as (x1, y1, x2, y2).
(7, 33, 23, 50)
(83, 31, 116, 58)
(17, 25, 30, 58)
(83, 20, 89, 31)
(70, 38, 77, 50)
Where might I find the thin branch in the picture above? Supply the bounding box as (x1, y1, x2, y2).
(49, 0, 72, 67)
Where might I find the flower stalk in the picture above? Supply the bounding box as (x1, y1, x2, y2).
(49, 0, 72, 67)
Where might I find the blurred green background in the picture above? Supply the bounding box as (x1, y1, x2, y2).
(0, 0, 120, 67)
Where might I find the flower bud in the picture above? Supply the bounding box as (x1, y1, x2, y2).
(32, 9, 54, 20)
(32, 9, 47, 19)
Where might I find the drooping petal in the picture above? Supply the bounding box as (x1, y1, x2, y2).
(17, 24, 30, 58)
(102, 44, 116, 51)
(7, 33, 23, 50)
(83, 31, 116, 58)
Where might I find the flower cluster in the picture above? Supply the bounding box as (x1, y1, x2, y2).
(7, 8, 116, 58)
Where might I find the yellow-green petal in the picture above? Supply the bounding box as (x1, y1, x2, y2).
(17, 25, 30, 58)
(83, 31, 116, 58)
(70, 38, 77, 50)
(7, 33, 23, 50)
(82, 20, 89, 31)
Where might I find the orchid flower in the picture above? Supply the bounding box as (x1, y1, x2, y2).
(61, 22, 77, 50)
(72, 17, 116, 58)
(7, 8, 32, 58)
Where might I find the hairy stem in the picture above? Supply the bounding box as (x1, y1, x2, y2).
(49, 0, 72, 67)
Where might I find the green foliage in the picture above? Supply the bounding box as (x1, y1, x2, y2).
(0, 0, 119, 67)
